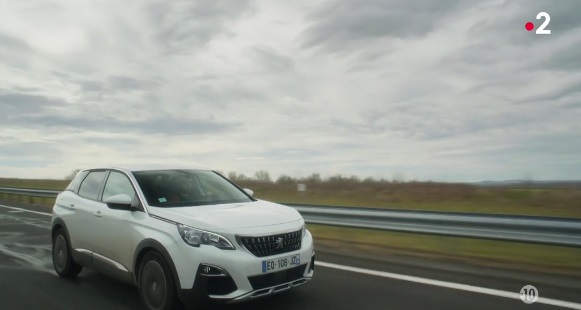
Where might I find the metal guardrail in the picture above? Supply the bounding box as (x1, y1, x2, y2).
(1, 187, 581, 247)
(0, 186, 62, 198)
(287, 204, 581, 247)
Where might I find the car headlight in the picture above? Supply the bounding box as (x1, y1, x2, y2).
(177, 224, 235, 250)
(302, 225, 307, 238)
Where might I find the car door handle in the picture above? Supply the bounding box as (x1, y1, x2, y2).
(94, 211, 103, 218)
(69, 204, 75, 209)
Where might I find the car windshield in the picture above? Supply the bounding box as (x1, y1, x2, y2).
(132, 169, 253, 207)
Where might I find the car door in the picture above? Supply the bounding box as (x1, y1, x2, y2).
(71, 170, 108, 255)
(92, 170, 146, 279)
(55, 170, 88, 249)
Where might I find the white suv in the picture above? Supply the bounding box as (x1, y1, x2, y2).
(51, 166, 315, 309)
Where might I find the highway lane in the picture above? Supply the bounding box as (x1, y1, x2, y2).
(0, 204, 579, 310)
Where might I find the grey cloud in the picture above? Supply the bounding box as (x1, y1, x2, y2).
(436, 132, 581, 174)
(107, 75, 165, 91)
(516, 81, 581, 104)
(347, 100, 554, 141)
(139, 116, 240, 135)
(249, 46, 294, 72)
(0, 141, 62, 158)
(253, 147, 326, 159)
(330, 118, 388, 136)
(0, 34, 36, 70)
(75, 75, 165, 94)
(77, 80, 105, 92)
(21, 1, 64, 14)
(345, 48, 396, 72)
(185, 82, 268, 108)
(564, 101, 581, 110)
(72, 136, 145, 153)
(542, 39, 581, 72)
(5, 113, 242, 136)
(0, 34, 32, 52)
(79, 136, 140, 146)
(10, 86, 43, 93)
(300, 0, 466, 53)
(146, 0, 255, 55)
(1, 0, 580, 181)
(0, 91, 67, 115)
(443, 43, 505, 68)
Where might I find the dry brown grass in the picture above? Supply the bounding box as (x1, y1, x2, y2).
(235, 178, 581, 218)
(1, 175, 580, 217)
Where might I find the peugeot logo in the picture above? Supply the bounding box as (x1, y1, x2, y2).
(275, 237, 284, 249)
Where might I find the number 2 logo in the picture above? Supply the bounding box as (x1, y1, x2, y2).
(525, 12, 551, 34)
(536, 12, 551, 34)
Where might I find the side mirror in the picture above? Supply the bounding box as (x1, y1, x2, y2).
(105, 194, 134, 211)
(243, 188, 254, 197)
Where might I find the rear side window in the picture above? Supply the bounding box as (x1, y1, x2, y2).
(102, 171, 136, 202)
(78, 171, 107, 200)
(65, 170, 89, 193)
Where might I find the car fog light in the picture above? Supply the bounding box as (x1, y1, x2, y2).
(200, 264, 229, 277)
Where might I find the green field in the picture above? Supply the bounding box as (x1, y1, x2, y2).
(309, 224, 581, 276)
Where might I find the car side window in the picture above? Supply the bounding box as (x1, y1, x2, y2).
(65, 170, 89, 193)
(78, 171, 107, 200)
(102, 171, 136, 202)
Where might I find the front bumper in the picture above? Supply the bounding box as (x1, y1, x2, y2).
(228, 251, 315, 303)
(177, 233, 315, 305)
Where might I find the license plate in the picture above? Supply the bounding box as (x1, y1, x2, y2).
(262, 254, 300, 273)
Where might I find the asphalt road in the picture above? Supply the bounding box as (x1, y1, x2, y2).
(0, 203, 579, 310)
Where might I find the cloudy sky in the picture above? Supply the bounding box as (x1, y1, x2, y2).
(1, 0, 580, 181)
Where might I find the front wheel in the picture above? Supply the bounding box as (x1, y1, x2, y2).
(52, 229, 83, 278)
(138, 251, 183, 310)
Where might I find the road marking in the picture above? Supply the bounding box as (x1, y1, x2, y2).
(0, 205, 52, 217)
(2, 204, 580, 309)
(317, 261, 581, 310)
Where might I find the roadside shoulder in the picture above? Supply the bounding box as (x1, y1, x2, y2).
(315, 242, 581, 303)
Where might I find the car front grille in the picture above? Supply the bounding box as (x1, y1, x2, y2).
(248, 264, 307, 290)
(238, 229, 302, 257)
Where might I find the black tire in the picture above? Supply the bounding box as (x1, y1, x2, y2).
(138, 251, 183, 310)
(52, 228, 83, 278)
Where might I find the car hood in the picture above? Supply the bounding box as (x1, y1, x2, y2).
(147, 200, 303, 231)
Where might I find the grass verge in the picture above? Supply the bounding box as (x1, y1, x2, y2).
(308, 224, 581, 276)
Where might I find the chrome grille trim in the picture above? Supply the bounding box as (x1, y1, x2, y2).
(237, 229, 302, 257)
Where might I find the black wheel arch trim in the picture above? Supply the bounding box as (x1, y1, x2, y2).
(133, 239, 181, 291)
(51, 217, 69, 239)
(134, 240, 212, 305)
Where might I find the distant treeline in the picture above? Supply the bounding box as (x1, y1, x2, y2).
(225, 170, 479, 198)
(224, 170, 581, 190)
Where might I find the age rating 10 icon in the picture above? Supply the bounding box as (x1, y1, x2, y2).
(520, 285, 539, 304)
(526, 12, 551, 34)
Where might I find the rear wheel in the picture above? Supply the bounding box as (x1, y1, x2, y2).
(52, 229, 83, 278)
(139, 251, 183, 310)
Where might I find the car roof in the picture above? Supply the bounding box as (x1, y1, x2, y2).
(82, 164, 213, 173)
